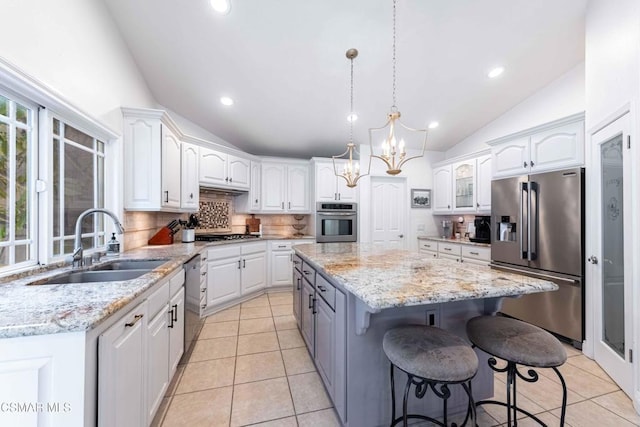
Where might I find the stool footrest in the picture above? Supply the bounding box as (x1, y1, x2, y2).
(475, 400, 548, 426)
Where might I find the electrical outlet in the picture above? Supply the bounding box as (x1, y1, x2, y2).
(425, 309, 439, 327)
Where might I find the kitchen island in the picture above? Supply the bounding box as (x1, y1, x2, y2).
(293, 242, 557, 427)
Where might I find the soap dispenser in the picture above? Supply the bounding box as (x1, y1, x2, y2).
(106, 233, 120, 255)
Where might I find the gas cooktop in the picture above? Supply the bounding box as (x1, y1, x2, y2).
(194, 233, 260, 242)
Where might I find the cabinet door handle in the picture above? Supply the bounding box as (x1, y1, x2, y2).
(243, 259, 246, 268)
(447, 204, 450, 209)
(476, 202, 480, 208)
(281, 202, 284, 209)
(202, 257, 207, 262)
(312, 298, 317, 315)
(190, 193, 194, 199)
(308, 294, 313, 309)
(202, 271, 207, 276)
(229, 177, 233, 182)
(296, 277, 301, 290)
(338, 193, 341, 200)
(524, 161, 528, 168)
(225, 177, 229, 182)
(172, 304, 178, 322)
(530, 161, 535, 167)
(290, 253, 293, 261)
(164, 191, 169, 203)
(168, 309, 174, 328)
(125, 314, 144, 327)
(288, 202, 291, 209)
(238, 260, 241, 269)
(201, 288, 206, 293)
(255, 199, 259, 204)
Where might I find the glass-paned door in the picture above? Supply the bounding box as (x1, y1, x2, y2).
(453, 160, 475, 211)
(592, 113, 633, 396)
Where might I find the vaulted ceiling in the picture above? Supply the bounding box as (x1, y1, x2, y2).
(103, 0, 587, 158)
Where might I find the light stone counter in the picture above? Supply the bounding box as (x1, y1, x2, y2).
(294, 242, 556, 311)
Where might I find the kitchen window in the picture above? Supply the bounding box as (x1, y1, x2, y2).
(0, 92, 37, 271)
(0, 84, 112, 275)
(51, 118, 106, 257)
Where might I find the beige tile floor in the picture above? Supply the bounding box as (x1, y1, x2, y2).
(153, 291, 640, 426)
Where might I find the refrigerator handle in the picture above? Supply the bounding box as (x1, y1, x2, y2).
(529, 181, 538, 261)
(520, 181, 528, 260)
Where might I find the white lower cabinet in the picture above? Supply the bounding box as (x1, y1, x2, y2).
(99, 268, 185, 427)
(418, 239, 490, 266)
(99, 302, 148, 427)
(205, 242, 267, 312)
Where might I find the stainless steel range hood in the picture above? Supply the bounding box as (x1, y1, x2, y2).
(199, 186, 248, 196)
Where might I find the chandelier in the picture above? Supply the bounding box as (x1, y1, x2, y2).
(369, 0, 428, 175)
(332, 48, 370, 187)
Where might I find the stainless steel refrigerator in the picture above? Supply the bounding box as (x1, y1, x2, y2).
(491, 167, 584, 347)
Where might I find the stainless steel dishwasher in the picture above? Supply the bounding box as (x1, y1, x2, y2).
(183, 254, 204, 360)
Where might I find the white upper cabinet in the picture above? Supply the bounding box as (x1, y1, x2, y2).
(199, 147, 227, 186)
(490, 113, 585, 178)
(123, 108, 187, 212)
(181, 143, 199, 211)
(432, 165, 452, 213)
(314, 159, 357, 202)
(476, 154, 492, 213)
(433, 152, 492, 214)
(261, 161, 310, 213)
(199, 147, 250, 190)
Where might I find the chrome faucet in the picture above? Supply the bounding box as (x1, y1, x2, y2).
(72, 208, 125, 268)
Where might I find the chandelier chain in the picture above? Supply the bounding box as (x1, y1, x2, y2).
(392, 0, 397, 109)
(349, 53, 354, 143)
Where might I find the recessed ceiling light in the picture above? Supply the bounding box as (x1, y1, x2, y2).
(220, 96, 234, 106)
(428, 121, 439, 129)
(347, 113, 358, 122)
(488, 66, 505, 79)
(210, 0, 231, 15)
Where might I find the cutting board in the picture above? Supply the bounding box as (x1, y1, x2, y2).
(246, 216, 261, 233)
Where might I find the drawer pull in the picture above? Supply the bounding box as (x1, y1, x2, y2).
(444, 248, 452, 251)
(470, 251, 479, 255)
(303, 270, 312, 275)
(125, 314, 144, 327)
(201, 272, 207, 276)
(318, 285, 327, 292)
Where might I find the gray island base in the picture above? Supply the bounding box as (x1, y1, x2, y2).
(292, 243, 557, 427)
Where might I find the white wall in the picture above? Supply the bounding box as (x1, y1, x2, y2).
(358, 145, 445, 251)
(0, 0, 156, 130)
(445, 62, 585, 159)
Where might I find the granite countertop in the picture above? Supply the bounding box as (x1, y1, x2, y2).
(0, 235, 317, 339)
(417, 235, 491, 248)
(294, 243, 556, 310)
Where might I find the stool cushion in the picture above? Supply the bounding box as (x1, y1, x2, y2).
(383, 325, 478, 383)
(466, 316, 567, 368)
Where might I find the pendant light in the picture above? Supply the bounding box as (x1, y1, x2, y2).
(369, 0, 428, 175)
(332, 48, 370, 188)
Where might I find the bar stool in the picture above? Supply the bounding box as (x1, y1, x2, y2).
(466, 316, 568, 426)
(383, 325, 478, 427)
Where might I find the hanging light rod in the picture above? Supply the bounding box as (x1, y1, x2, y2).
(368, 0, 428, 175)
(332, 48, 370, 188)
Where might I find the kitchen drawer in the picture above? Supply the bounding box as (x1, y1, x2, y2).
(293, 254, 302, 271)
(461, 245, 490, 262)
(439, 253, 460, 262)
(315, 273, 335, 310)
(169, 268, 185, 297)
(418, 240, 437, 252)
(271, 241, 292, 251)
(208, 245, 241, 260)
(241, 241, 267, 254)
(147, 280, 170, 318)
(301, 261, 315, 286)
(419, 249, 438, 258)
(438, 242, 461, 256)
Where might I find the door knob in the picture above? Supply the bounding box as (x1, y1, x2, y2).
(588, 256, 598, 265)
(398, 234, 404, 238)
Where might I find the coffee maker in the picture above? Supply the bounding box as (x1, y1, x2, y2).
(470, 216, 491, 243)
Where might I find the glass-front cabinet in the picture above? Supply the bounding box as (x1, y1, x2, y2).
(452, 160, 475, 211)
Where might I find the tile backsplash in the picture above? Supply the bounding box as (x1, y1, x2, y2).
(197, 200, 231, 230)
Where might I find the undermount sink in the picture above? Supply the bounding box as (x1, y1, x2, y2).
(38, 269, 150, 285)
(94, 259, 169, 271)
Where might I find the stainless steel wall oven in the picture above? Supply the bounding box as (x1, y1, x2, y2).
(315, 202, 357, 243)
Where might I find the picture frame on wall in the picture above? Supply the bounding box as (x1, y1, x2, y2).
(411, 188, 431, 208)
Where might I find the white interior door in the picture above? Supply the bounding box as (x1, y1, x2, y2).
(590, 113, 633, 396)
(370, 177, 406, 249)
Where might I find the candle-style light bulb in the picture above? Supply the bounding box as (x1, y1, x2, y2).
(399, 138, 406, 154)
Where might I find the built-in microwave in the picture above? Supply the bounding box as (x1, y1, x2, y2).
(315, 202, 357, 243)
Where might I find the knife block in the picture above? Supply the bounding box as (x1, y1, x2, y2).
(148, 227, 174, 245)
